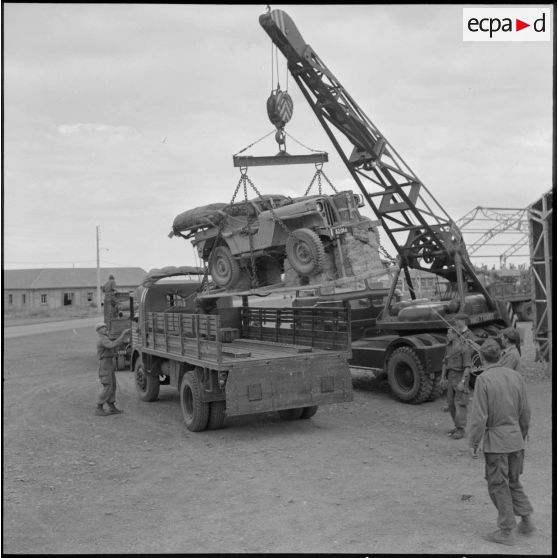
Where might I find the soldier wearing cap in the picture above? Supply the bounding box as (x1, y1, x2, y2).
(440, 314, 473, 439)
(499, 327, 522, 371)
(469, 338, 534, 546)
(95, 322, 131, 416)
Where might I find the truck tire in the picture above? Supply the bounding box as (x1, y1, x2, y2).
(135, 359, 160, 402)
(207, 400, 226, 430)
(278, 408, 304, 420)
(286, 228, 326, 276)
(300, 406, 319, 419)
(180, 370, 209, 432)
(386, 346, 432, 404)
(209, 245, 241, 288)
(427, 374, 444, 402)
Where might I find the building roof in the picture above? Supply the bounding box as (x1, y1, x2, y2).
(3, 267, 147, 290)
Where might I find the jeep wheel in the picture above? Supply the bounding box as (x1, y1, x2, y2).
(286, 228, 326, 276)
(386, 346, 432, 404)
(135, 359, 160, 402)
(209, 245, 241, 288)
(180, 370, 209, 432)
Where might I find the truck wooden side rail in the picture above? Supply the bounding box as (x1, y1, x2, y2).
(131, 278, 353, 432)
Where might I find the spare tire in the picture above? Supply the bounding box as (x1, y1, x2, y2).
(286, 228, 326, 276)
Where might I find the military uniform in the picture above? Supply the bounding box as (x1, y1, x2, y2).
(499, 345, 521, 371)
(469, 359, 533, 540)
(443, 335, 472, 436)
(95, 323, 129, 416)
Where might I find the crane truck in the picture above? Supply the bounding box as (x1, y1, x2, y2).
(259, 9, 514, 403)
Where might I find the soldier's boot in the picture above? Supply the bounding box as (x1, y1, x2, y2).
(484, 529, 516, 546)
(447, 427, 459, 437)
(517, 515, 536, 536)
(107, 403, 123, 414)
(95, 405, 109, 416)
(450, 428, 465, 439)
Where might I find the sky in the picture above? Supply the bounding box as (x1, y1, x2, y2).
(3, 3, 554, 273)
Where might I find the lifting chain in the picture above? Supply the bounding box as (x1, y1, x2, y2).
(304, 162, 339, 196)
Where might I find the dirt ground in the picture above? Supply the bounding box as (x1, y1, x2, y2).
(2, 320, 554, 555)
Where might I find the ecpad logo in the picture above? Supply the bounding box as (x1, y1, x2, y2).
(463, 7, 551, 41)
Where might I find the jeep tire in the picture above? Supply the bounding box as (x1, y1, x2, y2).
(209, 245, 241, 288)
(286, 228, 326, 276)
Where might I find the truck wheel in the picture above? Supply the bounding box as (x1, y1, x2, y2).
(300, 406, 319, 419)
(207, 401, 226, 430)
(116, 354, 126, 371)
(386, 346, 432, 404)
(278, 408, 304, 420)
(519, 301, 534, 321)
(180, 370, 209, 432)
(135, 360, 160, 402)
(427, 374, 444, 402)
(286, 228, 326, 276)
(209, 245, 241, 288)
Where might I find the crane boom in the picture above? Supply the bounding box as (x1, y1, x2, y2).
(259, 9, 494, 307)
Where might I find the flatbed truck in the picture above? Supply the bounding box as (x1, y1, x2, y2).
(130, 269, 353, 431)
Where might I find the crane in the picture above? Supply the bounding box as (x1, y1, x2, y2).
(259, 9, 499, 315)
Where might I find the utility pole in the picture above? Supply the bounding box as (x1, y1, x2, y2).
(96, 226, 102, 315)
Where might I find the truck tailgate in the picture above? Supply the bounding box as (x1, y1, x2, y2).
(225, 352, 353, 416)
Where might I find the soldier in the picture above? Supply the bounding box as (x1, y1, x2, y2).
(103, 274, 118, 321)
(95, 322, 131, 416)
(469, 338, 534, 546)
(440, 316, 473, 439)
(499, 327, 521, 371)
(455, 312, 476, 342)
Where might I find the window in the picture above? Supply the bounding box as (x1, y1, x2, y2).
(63, 292, 74, 306)
(87, 292, 93, 302)
(8, 294, 13, 304)
(22, 294, 26, 304)
(41, 294, 47, 304)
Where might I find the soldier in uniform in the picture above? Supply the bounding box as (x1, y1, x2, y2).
(469, 338, 534, 546)
(440, 314, 473, 439)
(499, 327, 521, 371)
(103, 274, 118, 321)
(95, 322, 131, 416)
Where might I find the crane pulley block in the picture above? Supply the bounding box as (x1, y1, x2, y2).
(266, 89, 293, 130)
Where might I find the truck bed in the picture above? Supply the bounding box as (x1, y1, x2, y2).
(140, 306, 351, 369)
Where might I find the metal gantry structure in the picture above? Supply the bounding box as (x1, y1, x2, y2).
(528, 190, 553, 363)
(456, 206, 530, 268)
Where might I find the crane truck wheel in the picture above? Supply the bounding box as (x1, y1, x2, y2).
(427, 374, 444, 402)
(135, 359, 160, 402)
(209, 245, 241, 288)
(278, 408, 304, 420)
(299, 405, 319, 419)
(386, 346, 432, 404)
(180, 370, 210, 432)
(286, 228, 326, 276)
(207, 400, 226, 430)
